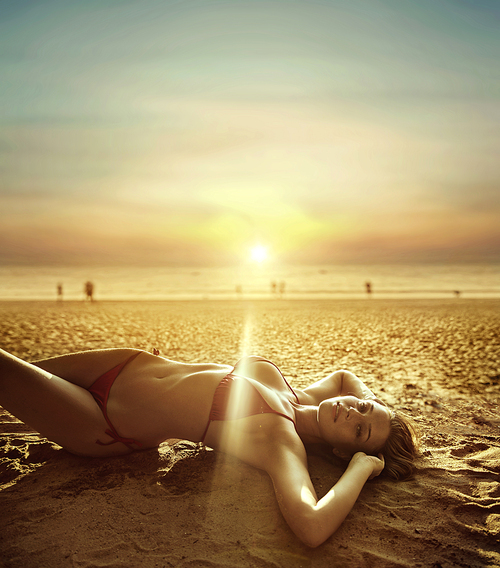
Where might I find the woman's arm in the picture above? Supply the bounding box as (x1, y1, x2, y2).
(267, 437, 384, 547)
(302, 370, 378, 405)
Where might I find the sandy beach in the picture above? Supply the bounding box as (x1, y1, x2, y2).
(0, 298, 499, 568)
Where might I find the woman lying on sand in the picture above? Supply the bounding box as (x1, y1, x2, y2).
(0, 348, 418, 547)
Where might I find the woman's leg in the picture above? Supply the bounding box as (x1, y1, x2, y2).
(32, 348, 144, 389)
(0, 348, 134, 456)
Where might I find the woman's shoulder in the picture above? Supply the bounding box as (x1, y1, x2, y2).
(210, 413, 304, 470)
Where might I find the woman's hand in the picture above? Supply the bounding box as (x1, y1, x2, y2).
(349, 451, 385, 480)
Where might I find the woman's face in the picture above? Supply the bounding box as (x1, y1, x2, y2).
(317, 395, 391, 457)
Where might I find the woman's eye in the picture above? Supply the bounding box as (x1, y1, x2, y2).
(359, 402, 367, 412)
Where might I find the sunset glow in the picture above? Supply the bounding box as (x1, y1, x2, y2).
(0, 1, 498, 266)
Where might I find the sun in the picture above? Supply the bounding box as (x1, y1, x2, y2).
(250, 244, 268, 263)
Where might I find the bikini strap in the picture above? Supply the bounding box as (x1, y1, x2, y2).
(96, 429, 143, 450)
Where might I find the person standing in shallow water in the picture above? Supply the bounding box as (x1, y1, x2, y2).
(84, 281, 94, 302)
(0, 348, 418, 547)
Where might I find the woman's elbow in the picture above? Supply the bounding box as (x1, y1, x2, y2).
(296, 523, 332, 548)
(300, 532, 326, 549)
(292, 509, 338, 548)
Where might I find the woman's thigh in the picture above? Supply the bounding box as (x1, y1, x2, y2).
(0, 349, 131, 456)
(32, 348, 144, 388)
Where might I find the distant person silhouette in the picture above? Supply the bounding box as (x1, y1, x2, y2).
(279, 280, 286, 298)
(84, 281, 94, 302)
(365, 281, 372, 295)
(271, 280, 277, 295)
(57, 283, 63, 301)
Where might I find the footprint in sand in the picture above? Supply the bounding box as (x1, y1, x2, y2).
(450, 442, 489, 457)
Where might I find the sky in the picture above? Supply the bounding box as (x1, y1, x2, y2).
(1, 0, 499, 266)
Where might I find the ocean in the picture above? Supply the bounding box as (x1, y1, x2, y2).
(0, 264, 498, 301)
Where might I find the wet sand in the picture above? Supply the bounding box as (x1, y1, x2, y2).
(1, 299, 499, 568)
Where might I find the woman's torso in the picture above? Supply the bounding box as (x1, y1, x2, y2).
(105, 352, 301, 454)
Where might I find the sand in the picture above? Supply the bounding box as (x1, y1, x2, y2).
(0, 298, 499, 568)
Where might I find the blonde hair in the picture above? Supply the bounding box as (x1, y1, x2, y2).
(379, 411, 420, 480)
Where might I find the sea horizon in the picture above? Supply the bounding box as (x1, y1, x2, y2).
(1, 263, 499, 301)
